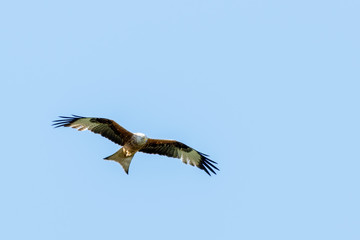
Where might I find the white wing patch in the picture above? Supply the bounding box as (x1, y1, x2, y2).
(180, 149, 202, 167)
(69, 118, 99, 131)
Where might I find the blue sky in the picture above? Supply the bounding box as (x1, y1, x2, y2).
(1, 1, 359, 239)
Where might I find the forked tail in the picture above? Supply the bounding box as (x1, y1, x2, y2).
(104, 148, 135, 174)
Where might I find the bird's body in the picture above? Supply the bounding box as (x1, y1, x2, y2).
(53, 115, 218, 175)
(123, 133, 149, 156)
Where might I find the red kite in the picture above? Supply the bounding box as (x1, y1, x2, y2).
(53, 115, 218, 175)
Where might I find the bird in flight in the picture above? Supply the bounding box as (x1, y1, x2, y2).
(53, 115, 218, 175)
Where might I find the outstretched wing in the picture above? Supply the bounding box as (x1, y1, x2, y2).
(53, 115, 133, 146)
(139, 139, 219, 176)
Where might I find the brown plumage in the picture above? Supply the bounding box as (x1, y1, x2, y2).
(53, 115, 219, 175)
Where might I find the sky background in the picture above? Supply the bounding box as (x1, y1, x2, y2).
(1, 1, 359, 239)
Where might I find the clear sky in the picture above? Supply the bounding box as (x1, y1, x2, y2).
(1, 1, 359, 239)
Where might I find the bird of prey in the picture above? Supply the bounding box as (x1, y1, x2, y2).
(53, 115, 218, 175)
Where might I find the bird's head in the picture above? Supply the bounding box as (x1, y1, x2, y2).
(133, 132, 148, 144)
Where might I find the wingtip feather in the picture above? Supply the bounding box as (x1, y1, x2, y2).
(52, 115, 85, 128)
(198, 152, 219, 176)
